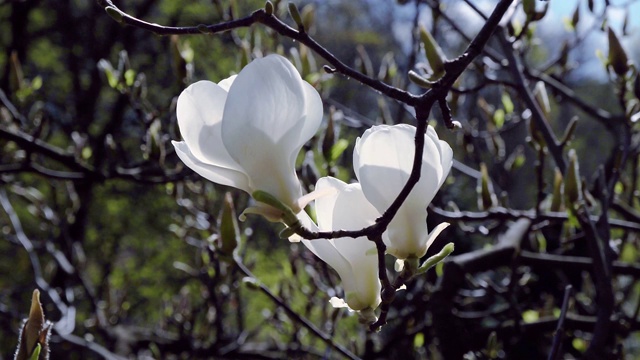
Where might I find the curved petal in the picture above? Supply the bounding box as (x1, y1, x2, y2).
(173, 141, 251, 193)
(354, 124, 452, 259)
(313, 177, 381, 310)
(426, 125, 453, 188)
(217, 75, 237, 92)
(354, 125, 421, 212)
(176, 80, 242, 173)
(298, 214, 356, 302)
(222, 55, 317, 209)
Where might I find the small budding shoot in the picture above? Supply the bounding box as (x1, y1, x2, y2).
(419, 25, 446, 81)
(288, 3, 304, 30)
(607, 27, 629, 76)
(565, 149, 583, 206)
(217, 192, 241, 257)
(14, 290, 51, 360)
(264, 1, 274, 16)
(478, 163, 498, 210)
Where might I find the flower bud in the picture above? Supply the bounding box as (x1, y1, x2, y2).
(105, 6, 125, 24)
(301, 4, 315, 32)
(550, 168, 563, 212)
(408, 70, 433, 88)
(571, 4, 580, 30)
(533, 81, 550, 118)
(522, 0, 535, 18)
(217, 192, 240, 256)
(477, 163, 498, 210)
(417, 241, 454, 275)
(607, 27, 629, 76)
(322, 108, 336, 162)
(288, 2, 304, 30)
(15, 290, 51, 360)
(565, 149, 583, 206)
(264, 1, 274, 16)
(419, 25, 446, 80)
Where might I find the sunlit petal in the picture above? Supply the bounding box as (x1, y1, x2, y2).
(354, 124, 452, 259)
(222, 55, 317, 210)
(173, 141, 250, 193)
(176, 81, 240, 171)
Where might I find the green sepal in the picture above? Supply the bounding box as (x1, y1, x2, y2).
(416, 243, 454, 275)
(105, 6, 124, 23)
(252, 190, 299, 226)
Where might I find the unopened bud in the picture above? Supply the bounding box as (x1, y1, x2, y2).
(565, 149, 583, 205)
(522, 0, 535, 18)
(217, 192, 240, 256)
(105, 6, 124, 24)
(197, 24, 212, 34)
(550, 168, 563, 212)
(322, 108, 336, 162)
(15, 290, 51, 360)
(607, 27, 629, 76)
(419, 25, 446, 80)
(265, 1, 274, 16)
(571, 4, 580, 29)
(301, 4, 315, 31)
(408, 70, 433, 88)
(288, 3, 304, 30)
(533, 81, 550, 118)
(417, 242, 455, 275)
(477, 163, 498, 210)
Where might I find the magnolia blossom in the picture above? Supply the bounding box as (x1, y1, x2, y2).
(297, 177, 381, 312)
(354, 124, 452, 260)
(172, 54, 322, 217)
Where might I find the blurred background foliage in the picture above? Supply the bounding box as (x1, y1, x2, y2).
(2, 0, 640, 359)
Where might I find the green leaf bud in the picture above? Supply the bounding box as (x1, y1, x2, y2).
(197, 24, 212, 34)
(550, 168, 563, 212)
(477, 163, 498, 210)
(322, 108, 335, 162)
(105, 6, 125, 24)
(15, 290, 51, 360)
(217, 192, 240, 256)
(417, 243, 454, 275)
(564, 149, 583, 206)
(301, 4, 315, 31)
(408, 70, 434, 88)
(607, 27, 629, 76)
(419, 25, 446, 80)
(265, 1, 274, 16)
(288, 2, 304, 30)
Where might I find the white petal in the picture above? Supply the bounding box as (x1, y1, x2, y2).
(222, 55, 318, 209)
(354, 124, 452, 259)
(425, 222, 450, 251)
(354, 125, 415, 212)
(329, 297, 351, 309)
(426, 126, 453, 188)
(217, 75, 237, 92)
(173, 141, 251, 193)
(176, 81, 240, 171)
(313, 177, 382, 310)
(288, 81, 323, 166)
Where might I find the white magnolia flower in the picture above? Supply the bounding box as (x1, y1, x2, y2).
(172, 54, 322, 217)
(298, 177, 382, 311)
(354, 124, 452, 260)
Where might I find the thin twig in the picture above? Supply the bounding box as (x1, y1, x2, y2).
(548, 285, 573, 360)
(232, 255, 360, 360)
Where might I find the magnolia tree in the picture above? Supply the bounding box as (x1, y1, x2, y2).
(2, 0, 640, 359)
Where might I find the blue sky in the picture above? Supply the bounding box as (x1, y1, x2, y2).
(551, 0, 640, 30)
(391, 0, 639, 80)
